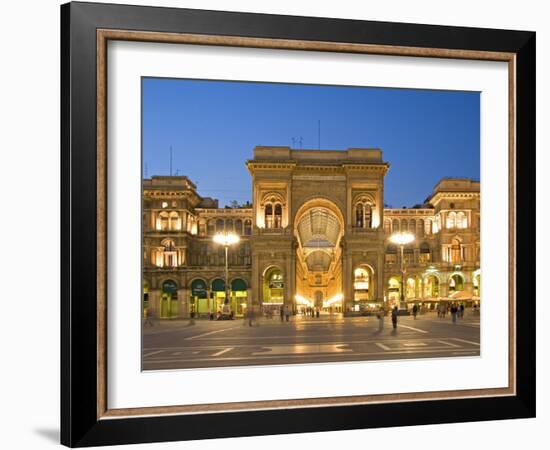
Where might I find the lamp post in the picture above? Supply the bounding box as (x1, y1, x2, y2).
(389, 231, 415, 310)
(213, 231, 240, 316)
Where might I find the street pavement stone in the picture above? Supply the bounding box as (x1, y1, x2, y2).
(142, 312, 480, 370)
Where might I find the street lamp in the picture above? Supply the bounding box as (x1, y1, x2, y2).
(213, 232, 240, 315)
(389, 231, 415, 310)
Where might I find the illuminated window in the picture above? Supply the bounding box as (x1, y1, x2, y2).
(419, 242, 431, 263)
(354, 198, 374, 229)
(265, 203, 273, 228)
(354, 267, 370, 301)
(264, 199, 283, 229)
(456, 211, 468, 228)
(244, 219, 252, 236)
(450, 238, 461, 264)
(446, 211, 457, 229)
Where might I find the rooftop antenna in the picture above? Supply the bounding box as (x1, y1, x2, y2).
(299, 136, 303, 149)
(175, 169, 180, 176)
(317, 120, 321, 149)
(169, 146, 173, 176)
(291, 137, 296, 148)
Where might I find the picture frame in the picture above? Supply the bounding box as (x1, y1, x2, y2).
(60, 1, 535, 447)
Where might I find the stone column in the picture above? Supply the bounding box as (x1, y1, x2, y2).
(148, 290, 161, 319)
(251, 253, 260, 307)
(343, 252, 353, 312)
(289, 247, 296, 311)
(377, 252, 384, 302)
(178, 288, 188, 319)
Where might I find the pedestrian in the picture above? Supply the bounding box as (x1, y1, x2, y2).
(460, 303, 465, 318)
(280, 305, 284, 322)
(412, 304, 418, 320)
(377, 308, 384, 331)
(284, 304, 290, 322)
(248, 305, 255, 327)
(143, 307, 154, 327)
(391, 306, 398, 329)
(316, 306, 320, 318)
(451, 303, 458, 323)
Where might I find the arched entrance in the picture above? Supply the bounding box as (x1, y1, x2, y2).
(448, 273, 465, 294)
(190, 278, 208, 317)
(231, 278, 248, 317)
(406, 277, 416, 299)
(142, 280, 149, 318)
(294, 198, 344, 312)
(387, 277, 401, 308)
(423, 274, 440, 298)
(353, 265, 376, 312)
(160, 279, 178, 318)
(263, 266, 284, 313)
(473, 270, 481, 298)
(211, 278, 226, 314)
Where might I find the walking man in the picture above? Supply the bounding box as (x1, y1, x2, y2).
(412, 303, 418, 320)
(284, 304, 290, 322)
(391, 306, 398, 329)
(451, 303, 458, 323)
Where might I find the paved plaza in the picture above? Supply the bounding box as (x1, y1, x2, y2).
(142, 311, 480, 370)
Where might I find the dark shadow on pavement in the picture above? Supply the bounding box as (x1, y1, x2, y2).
(34, 428, 59, 443)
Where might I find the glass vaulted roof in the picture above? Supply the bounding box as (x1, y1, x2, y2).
(297, 207, 341, 248)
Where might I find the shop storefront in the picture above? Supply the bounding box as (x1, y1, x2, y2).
(160, 279, 178, 318)
(190, 278, 208, 317)
(231, 278, 248, 317)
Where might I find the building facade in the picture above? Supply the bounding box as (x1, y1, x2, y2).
(143, 146, 480, 319)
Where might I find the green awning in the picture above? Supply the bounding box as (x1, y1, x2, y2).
(231, 278, 247, 291)
(211, 278, 226, 292)
(191, 279, 207, 298)
(162, 279, 178, 293)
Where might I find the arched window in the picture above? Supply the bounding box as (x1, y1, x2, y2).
(451, 238, 461, 263)
(244, 219, 252, 236)
(168, 211, 180, 230)
(410, 219, 416, 235)
(401, 219, 408, 232)
(419, 242, 431, 263)
(235, 219, 243, 235)
(160, 239, 177, 267)
(425, 219, 432, 235)
(225, 219, 234, 233)
(418, 219, 425, 237)
(274, 204, 282, 228)
(385, 244, 397, 265)
(392, 219, 400, 232)
(354, 198, 374, 229)
(158, 211, 169, 231)
(384, 219, 391, 234)
(198, 220, 206, 236)
(355, 204, 364, 228)
(216, 219, 224, 233)
(265, 203, 273, 229)
(456, 211, 467, 229)
(446, 211, 457, 229)
(207, 220, 215, 236)
(264, 197, 283, 228)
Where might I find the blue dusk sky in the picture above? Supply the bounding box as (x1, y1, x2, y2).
(142, 78, 479, 208)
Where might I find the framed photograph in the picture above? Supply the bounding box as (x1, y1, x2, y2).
(61, 1, 535, 447)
